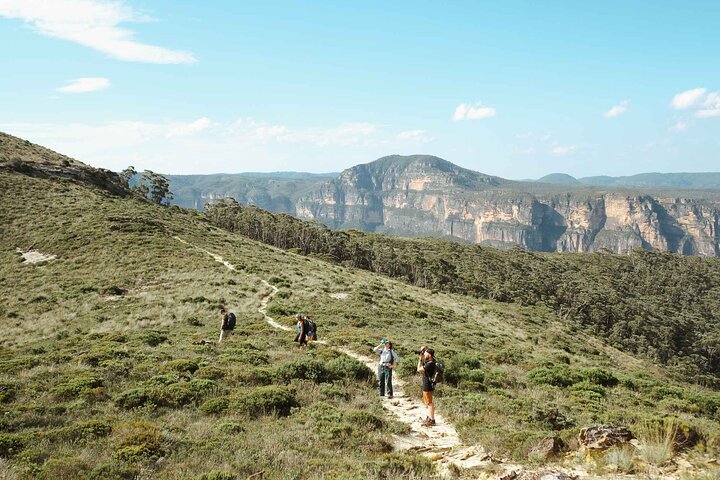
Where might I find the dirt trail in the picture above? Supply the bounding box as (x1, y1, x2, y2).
(173, 237, 528, 478)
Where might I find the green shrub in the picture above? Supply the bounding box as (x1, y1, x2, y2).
(146, 374, 178, 385)
(0, 381, 17, 403)
(345, 410, 384, 431)
(196, 472, 237, 480)
(234, 366, 276, 385)
(143, 331, 168, 347)
(46, 420, 112, 442)
(82, 345, 128, 366)
(113, 421, 164, 461)
(444, 353, 484, 385)
(200, 397, 230, 415)
(278, 358, 327, 383)
(169, 358, 199, 374)
(88, 461, 139, 480)
(195, 366, 225, 380)
(217, 422, 244, 434)
(578, 368, 618, 386)
(41, 457, 90, 479)
(528, 364, 577, 387)
(232, 386, 298, 417)
(114, 388, 150, 409)
(51, 374, 103, 398)
(0, 433, 27, 457)
(570, 380, 607, 397)
(325, 355, 373, 382)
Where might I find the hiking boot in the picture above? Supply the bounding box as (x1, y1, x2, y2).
(387, 394, 393, 399)
(422, 417, 436, 427)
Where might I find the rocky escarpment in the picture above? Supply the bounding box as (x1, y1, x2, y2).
(293, 155, 720, 256)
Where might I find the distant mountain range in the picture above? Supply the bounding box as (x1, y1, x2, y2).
(166, 155, 720, 257)
(536, 171, 720, 189)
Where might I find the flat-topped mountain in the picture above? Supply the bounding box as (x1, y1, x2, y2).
(291, 155, 720, 256)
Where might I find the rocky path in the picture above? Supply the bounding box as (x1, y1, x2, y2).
(174, 237, 544, 479)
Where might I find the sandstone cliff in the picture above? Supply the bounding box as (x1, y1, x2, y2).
(293, 155, 720, 256)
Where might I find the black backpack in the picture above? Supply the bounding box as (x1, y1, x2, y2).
(305, 319, 317, 338)
(226, 312, 237, 330)
(431, 359, 444, 384)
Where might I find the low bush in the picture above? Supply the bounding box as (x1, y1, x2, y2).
(113, 421, 164, 461)
(87, 461, 139, 480)
(41, 456, 90, 479)
(196, 472, 237, 480)
(578, 367, 618, 387)
(528, 364, 577, 387)
(217, 422, 244, 434)
(232, 386, 298, 417)
(0, 433, 27, 457)
(143, 331, 168, 347)
(169, 358, 199, 374)
(0, 381, 17, 403)
(51, 374, 103, 398)
(200, 397, 230, 415)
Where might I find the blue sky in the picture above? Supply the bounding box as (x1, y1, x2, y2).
(1, 0, 718, 178)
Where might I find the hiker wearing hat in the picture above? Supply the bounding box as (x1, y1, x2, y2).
(417, 346, 436, 426)
(373, 339, 399, 398)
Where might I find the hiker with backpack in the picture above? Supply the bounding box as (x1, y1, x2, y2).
(417, 346, 439, 426)
(219, 307, 236, 343)
(373, 339, 399, 398)
(294, 313, 317, 347)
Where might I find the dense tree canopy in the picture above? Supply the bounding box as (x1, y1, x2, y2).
(206, 199, 720, 386)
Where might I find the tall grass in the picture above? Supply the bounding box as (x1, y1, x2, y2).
(637, 418, 678, 467)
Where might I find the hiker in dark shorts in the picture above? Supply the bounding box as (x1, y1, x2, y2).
(294, 313, 307, 347)
(219, 308, 234, 343)
(373, 339, 399, 398)
(417, 346, 436, 426)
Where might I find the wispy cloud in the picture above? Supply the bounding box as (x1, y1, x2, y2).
(668, 121, 689, 133)
(0, 0, 196, 64)
(671, 88, 707, 109)
(552, 144, 576, 155)
(56, 77, 110, 93)
(165, 117, 211, 138)
(228, 118, 383, 147)
(396, 129, 434, 143)
(452, 102, 496, 121)
(604, 100, 629, 118)
(697, 91, 720, 117)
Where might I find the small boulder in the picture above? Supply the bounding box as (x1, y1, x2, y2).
(529, 436, 567, 460)
(579, 425, 634, 450)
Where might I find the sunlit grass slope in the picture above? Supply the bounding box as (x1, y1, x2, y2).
(0, 151, 718, 478)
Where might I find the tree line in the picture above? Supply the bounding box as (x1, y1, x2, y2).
(205, 199, 720, 386)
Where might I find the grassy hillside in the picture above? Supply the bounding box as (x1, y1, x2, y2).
(1, 145, 719, 478)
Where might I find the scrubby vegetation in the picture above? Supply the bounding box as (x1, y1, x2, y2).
(1, 138, 719, 478)
(206, 199, 720, 386)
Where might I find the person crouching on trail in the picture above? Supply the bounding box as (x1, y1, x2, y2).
(294, 313, 307, 347)
(417, 346, 436, 426)
(219, 308, 236, 343)
(373, 339, 399, 398)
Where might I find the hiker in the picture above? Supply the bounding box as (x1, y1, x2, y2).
(294, 313, 308, 347)
(305, 315, 318, 342)
(373, 339, 399, 398)
(219, 308, 236, 343)
(417, 346, 436, 426)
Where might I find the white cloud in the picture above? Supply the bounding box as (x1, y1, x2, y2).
(0, 0, 195, 64)
(165, 117, 211, 138)
(453, 102, 496, 121)
(696, 109, 720, 118)
(57, 77, 110, 93)
(552, 145, 576, 155)
(604, 100, 629, 118)
(228, 118, 382, 147)
(396, 129, 434, 143)
(668, 121, 688, 133)
(671, 88, 707, 109)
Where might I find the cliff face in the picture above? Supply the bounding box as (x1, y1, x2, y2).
(293, 156, 720, 256)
